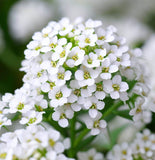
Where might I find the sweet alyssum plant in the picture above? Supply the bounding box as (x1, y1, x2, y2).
(0, 17, 154, 160)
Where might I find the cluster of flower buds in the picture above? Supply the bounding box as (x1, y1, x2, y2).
(107, 129, 155, 160)
(0, 125, 73, 160)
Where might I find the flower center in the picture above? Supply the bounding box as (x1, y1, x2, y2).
(136, 106, 142, 114)
(83, 71, 91, 79)
(117, 57, 121, 62)
(60, 113, 66, 119)
(74, 89, 81, 97)
(87, 58, 93, 64)
(28, 118, 37, 124)
(94, 120, 100, 128)
(35, 46, 41, 51)
(57, 73, 65, 80)
(60, 50, 66, 58)
(51, 61, 57, 67)
(37, 72, 42, 77)
(98, 55, 104, 60)
(85, 38, 91, 44)
(96, 83, 103, 91)
(121, 150, 127, 155)
(102, 67, 109, 73)
(49, 139, 55, 147)
(43, 33, 48, 38)
(17, 102, 24, 110)
(0, 153, 7, 159)
(112, 84, 120, 91)
(55, 91, 63, 99)
(90, 103, 97, 109)
(49, 43, 56, 48)
(50, 82, 56, 90)
(98, 36, 105, 40)
(72, 54, 78, 61)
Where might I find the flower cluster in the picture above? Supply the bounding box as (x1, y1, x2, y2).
(107, 129, 155, 160)
(0, 18, 153, 136)
(0, 125, 73, 160)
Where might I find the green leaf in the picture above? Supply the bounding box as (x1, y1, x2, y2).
(112, 109, 133, 120)
(11, 112, 22, 121)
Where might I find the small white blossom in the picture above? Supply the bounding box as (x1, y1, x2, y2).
(49, 86, 71, 108)
(83, 96, 105, 118)
(85, 112, 107, 135)
(52, 104, 74, 128)
(77, 148, 104, 160)
(103, 75, 129, 101)
(20, 110, 43, 125)
(66, 46, 85, 67)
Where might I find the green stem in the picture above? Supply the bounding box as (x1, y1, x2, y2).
(70, 113, 76, 147)
(73, 128, 90, 148)
(75, 135, 96, 151)
(101, 100, 123, 119)
(107, 126, 112, 145)
(43, 118, 68, 137)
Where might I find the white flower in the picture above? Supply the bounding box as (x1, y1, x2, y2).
(58, 17, 73, 36)
(85, 112, 107, 135)
(103, 75, 129, 101)
(0, 144, 13, 160)
(83, 52, 100, 68)
(51, 43, 72, 65)
(0, 115, 12, 129)
(8, 0, 52, 41)
(88, 82, 106, 100)
(49, 67, 72, 87)
(95, 48, 106, 62)
(129, 97, 145, 122)
(47, 129, 65, 153)
(24, 40, 43, 59)
(9, 92, 33, 113)
(41, 81, 57, 93)
(107, 142, 132, 160)
(49, 85, 71, 108)
(40, 36, 67, 53)
(100, 57, 118, 80)
(20, 110, 43, 125)
(77, 148, 104, 160)
(83, 96, 105, 118)
(52, 104, 74, 128)
(77, 33, 97, 48)
(96, 27, 115, 45)
(75, 66, 99, 87)
(66, 46, 85, 67)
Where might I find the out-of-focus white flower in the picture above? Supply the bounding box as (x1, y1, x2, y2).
(77, 148, 104, 160)
(8, 0, 53, 42)
(0, 125, 73, 160)
(102, 18, 152, 46)
(143, 35, 155, 97)
(107, 129, 155, 160)
(20, 110, 44, 125)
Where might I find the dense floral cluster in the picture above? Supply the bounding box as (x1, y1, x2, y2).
(0, 18, 153, 136)
(107, 129, 155, 160)
(0, 125, 73, 160)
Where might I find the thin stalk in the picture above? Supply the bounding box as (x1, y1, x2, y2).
(73, 128, 90, 148)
